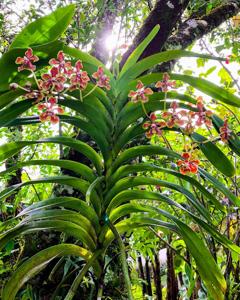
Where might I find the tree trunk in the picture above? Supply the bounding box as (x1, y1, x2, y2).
(145, 256, 152, 296)
(167, 245, 178, 300)
(153, 253, 162, 300)
(137, 254, 147, 297)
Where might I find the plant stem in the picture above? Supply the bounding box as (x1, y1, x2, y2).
(141, 101, 149, 118)
(64, 250, 102, 300)
(83, 84, 98, 99)
(108, 221, 134, 300)
(31, 70, 40, 89)
(163, 91, 167, 111)
(79, 89, 83, 101)
(97, 284, 103, 299)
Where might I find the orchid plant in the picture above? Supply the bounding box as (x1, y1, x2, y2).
(0, 5, 239, 300)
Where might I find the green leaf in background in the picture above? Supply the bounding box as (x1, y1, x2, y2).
(10, 5, 75, 49)
(192, 132, 235, 177)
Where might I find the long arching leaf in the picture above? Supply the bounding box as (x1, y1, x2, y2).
(110, 145, 180, 173)
(119, 25, 160, 78)
(0, 136, 103, 174)
(109, 163, 224, 210)
(104, 176, 211, 220)
(2, 244, 91, 300)
(117, 51, 224, 92)
(192, 132, 235, 177)
(0, 176, 101, 215)
(0, 220, 96, 251)
(0, 159, 96, 182)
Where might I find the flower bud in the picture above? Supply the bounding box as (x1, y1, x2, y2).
(9, 83, 18, 90)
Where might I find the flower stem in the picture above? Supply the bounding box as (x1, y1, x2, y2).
(108, 221, 133, 300)
(141, 101, 149, 119)
(83, 84, 98, 99)
(163, 91, 167, 111)
(31, 70, 40, 89)
(79, 89, 83, 101)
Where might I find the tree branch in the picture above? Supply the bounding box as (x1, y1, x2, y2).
(156, 1, 240, 72)
(164, 0, 240, 51)
(120, 0, 190, 67)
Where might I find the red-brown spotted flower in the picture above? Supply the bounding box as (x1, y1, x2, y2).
(38, 97, 64, 124)
(92, 66, 110, 90)
(15, 48, 39, 72)
(128, 80, 153, 103)
(155, 73, 176, 92)
(162, 101, 185, 128)
(192, 96, 212, 127)
(25, 89, 46, 103)
(70, 60, 90, 91)
(177, 152, 200, 175)
(41, 67, 66, 92)
(143, 113, 166, 138)
(49, 51, 73, 75)
(219, 120, 232, 143)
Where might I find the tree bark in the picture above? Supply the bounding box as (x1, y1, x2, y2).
(156, 1, 240, 72)
(164, 1, 240, 51)
(137, 254, 147, 297)
(153, 253, 162, 300)
(167, 245, 178, 300)
(120, 0, 190, 67)
(145, 256, 152, 296)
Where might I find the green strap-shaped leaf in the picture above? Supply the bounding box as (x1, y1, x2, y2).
(0, 159, 96, 182)
(0, 90, 25, 110)
(174, 220, 226, 300)
(103, 214, 226, 300)
(110, 145, 180, 173)
(117, 51, 224, 92)
(110, 201, 240, 255)
(59, 98, 112, 139)
(20, 209, 97, 242)
(2, 244, 91, 300)
(10, 5, 75, 49)
(104, 176, 211, 221)
(171, 73, 240, 108)
(18, 196, 99, 230)
(0, 220, 96, 251)
(102, 215, 176, 246)
(0, 176, 101, 215)
(0, 99, 35, 127)
(199, 168, 240, 206)
(109, 203, 165, 224)
(119, 25, 160, 78)
(86, 176, 104, 205)
(106, 190, 183, 214)
(192, 132, 235, 177)
(109, 163, 223, 210)
(0, 136, 103, 174)
(60, 115, 110, 161)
